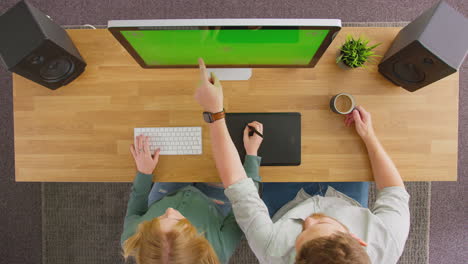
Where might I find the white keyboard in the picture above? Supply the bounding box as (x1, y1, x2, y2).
(134, 127, 202, 155)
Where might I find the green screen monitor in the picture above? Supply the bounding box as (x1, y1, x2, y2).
(108, 19, 341, 79)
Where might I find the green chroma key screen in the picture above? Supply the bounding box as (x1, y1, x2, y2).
(121, 28, 329, 66)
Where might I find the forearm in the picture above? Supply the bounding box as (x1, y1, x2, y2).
(125, 172, 152, 217)
(244, 155, 262, 190)
(224, 178, 274, 256)
(209, 119, 248, 188)
(364, 135, 404, 190)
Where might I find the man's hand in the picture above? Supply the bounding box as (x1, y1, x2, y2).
(194, 58, 224, 113)
(345, 107, 404, 190)
(130, 135, 160, 175)
(244, 121, 264, 156)
(344, 106, 376, 142)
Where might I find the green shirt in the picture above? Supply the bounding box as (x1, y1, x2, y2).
(121, 155, 262, 264)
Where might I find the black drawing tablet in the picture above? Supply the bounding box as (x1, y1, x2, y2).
(225, 112, 301, 166)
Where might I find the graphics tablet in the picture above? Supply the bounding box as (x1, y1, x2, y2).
(225, 112, 301, 166)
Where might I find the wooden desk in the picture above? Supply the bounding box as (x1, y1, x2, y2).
(13, 28, 458, 182)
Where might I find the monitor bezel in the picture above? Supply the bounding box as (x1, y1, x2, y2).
(107, 19, 341, 68)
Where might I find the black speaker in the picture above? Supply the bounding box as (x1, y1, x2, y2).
(0, 1, 86, 90)
(378, 1, 468, 92)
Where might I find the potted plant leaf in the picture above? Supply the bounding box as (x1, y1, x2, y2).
(336, 35, 381, 69)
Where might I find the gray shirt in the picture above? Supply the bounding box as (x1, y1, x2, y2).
(225, 178, 410, 264)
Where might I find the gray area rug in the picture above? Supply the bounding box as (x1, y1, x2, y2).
(43, 22, 429, 264)
(43, 183, 131, 264)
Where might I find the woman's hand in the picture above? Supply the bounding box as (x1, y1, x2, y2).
(130, 135, 161, 175)
(344, 105, 376, 142)
(244, 121, 264, 156)
(194, 58, 224, 113)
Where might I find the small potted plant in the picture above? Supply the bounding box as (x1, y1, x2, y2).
(336, 35, 381, 69)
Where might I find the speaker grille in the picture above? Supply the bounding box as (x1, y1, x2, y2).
(39, 57, 75, 82)
(378, 41, 457, 92)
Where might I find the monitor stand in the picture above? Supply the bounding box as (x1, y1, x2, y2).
(207, 68, 252, 81)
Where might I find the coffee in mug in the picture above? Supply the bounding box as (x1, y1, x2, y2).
(330, 93, 355, 114)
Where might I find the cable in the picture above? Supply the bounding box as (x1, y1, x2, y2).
(82, 24, 97, 29)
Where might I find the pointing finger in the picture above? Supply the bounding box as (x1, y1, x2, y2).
(198, 58, 209, 83)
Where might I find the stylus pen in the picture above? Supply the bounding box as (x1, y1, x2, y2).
(248, 125, 264, 138)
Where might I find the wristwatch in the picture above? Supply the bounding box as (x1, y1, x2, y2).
(203, 109, 225, 123)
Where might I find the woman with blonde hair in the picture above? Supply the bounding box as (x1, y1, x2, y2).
(121, 122, 263, 263)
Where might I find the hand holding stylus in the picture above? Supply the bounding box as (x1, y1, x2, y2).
(244, 121, 264, 156)
(194, 58, 224, 113)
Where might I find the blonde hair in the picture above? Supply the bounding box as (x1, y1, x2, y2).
(123, 218, 220, 264)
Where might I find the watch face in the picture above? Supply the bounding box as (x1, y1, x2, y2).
(203, 112, 213, 123)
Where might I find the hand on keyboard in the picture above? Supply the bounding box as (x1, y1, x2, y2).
(130, 135, 160, 175)
(134, 127, 202, 155)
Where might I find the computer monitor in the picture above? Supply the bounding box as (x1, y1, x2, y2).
(108, 19, 341, 80)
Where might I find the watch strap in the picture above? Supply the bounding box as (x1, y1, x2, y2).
(211, 110, 225, 122)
